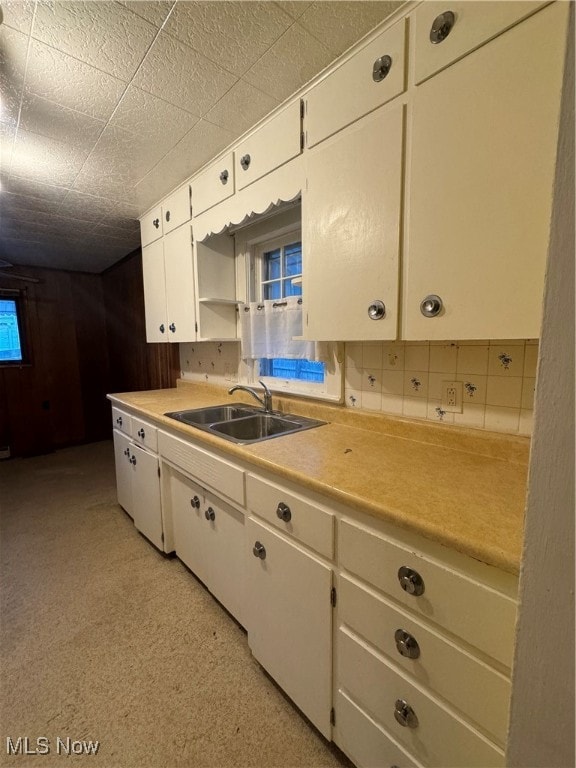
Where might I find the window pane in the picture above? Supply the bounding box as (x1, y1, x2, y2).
(284, 242, 302, 277)
(284, 278, 302, 297)
(0, 299, 23, 362)
(263, 281, 281, 300)
(260, 358, 325, 383)
(264, 248, 281, 281)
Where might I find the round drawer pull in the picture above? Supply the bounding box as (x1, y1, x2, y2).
(372, 54, 392, 82)
(276, 502, 292, 523)
(153, 218, 160, 229)
(190, 496, 200, 509)
(394, 629, 421, 659)
(116, 416, 122, 426)
(398, 566, 425, 596)
(420, 294, 443, 317)
(240, 154, 251, 170)
(159, 323, 165, 333)
(219, 169, 229, 184)
(205, 507, 216, 521)
(129, 455, 137, 466)
(165, 210, 171, 222)
(430, 10, 455, 44)
(137, 428, 145, 439)
(253, 541, 266, 560)
(368, 300, 386, 320)
(394, 699, 419, 729)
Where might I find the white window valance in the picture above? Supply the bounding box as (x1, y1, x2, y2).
(239, 297, 316, 361)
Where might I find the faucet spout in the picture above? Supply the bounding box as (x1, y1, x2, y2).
(228, 380, 273, 412)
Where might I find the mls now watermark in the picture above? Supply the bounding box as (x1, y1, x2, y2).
(6, 736, 100, 756)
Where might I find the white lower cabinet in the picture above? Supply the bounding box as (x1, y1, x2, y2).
(245, 516, 333, 739)
(112, 429, 133, 517)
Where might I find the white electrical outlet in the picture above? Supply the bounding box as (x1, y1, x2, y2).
(441, 381, 463, 413)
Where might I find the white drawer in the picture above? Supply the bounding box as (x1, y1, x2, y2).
(339, 519, 517, 667)
(111, 406, 131, 436)
(162, 184, 191, 234)
(412, 1, 547, 84)
(306, 17, 406, 148)
(335, 689, 423, 768)
(191, 152, 235, 216)
(245, 473, 334, 559)
(235, 101, 302, 190)
(131, 416, 158, 453)
(158, 430, 244, 507)
(140, 204, 163, 246)
(338, 627, 505, 768)
(339, 574, 510, 744)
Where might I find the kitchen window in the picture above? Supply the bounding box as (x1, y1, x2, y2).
(0, 291, 29, 365)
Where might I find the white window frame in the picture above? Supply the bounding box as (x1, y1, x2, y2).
(237, 219, 343, 402)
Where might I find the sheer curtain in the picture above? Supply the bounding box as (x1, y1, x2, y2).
(239, 296, 316, 361)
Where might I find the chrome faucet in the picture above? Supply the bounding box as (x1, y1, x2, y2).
(228, 380, 273, 412)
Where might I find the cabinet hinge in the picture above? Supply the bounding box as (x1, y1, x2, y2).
(330, 707, 335, 726)
(195, 321, 198, 333)
(300, 131, 305, 151)
(300, 98, 305, 119)
(157, 466, 161, 478)
(330, 587, 337, 607)
(161, 532, 164, 543)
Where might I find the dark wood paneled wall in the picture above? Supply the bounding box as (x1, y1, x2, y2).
(0, 251, 179, 458)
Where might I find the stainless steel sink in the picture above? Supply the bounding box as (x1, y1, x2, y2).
(164, 404, 326, 444)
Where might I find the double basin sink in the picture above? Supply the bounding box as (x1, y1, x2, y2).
(164, 403, 326, 445)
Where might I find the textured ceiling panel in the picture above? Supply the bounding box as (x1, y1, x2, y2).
(0, 0, 401, 273)
(164, 1, 293, 77)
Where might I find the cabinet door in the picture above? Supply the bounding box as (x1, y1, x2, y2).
(140, 204, 163, 246)
(245, 517, 333, 738)
(170, 470, 211, 587)
(163, 222, 197, 342)
(303, 103, 403, 340)
(403, 2, 568, 340)
(162, 184, 191, 235)
(142, 239, 168, 343)
(131, 443, 163, 551)
(113, 429, 133, 517)
(191, 152, 235, 217)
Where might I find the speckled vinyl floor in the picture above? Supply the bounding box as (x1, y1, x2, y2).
(0, 441, 351, 768)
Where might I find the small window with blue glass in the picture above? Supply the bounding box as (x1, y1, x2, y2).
(0, 297, 26, 364)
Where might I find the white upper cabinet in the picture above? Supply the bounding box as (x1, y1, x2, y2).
(303, 103, 403, 341)
(162, 184, 192, 235)
(140, 203, 163, 247)
(234, 100, 303, 190)
(191, 151, 235, 217)
(163, 223, 197, 342)
(142, 238, 168, 342)
(305, 18, 406, 148)
(412, 1, 547, 84)
(403, 2, 568, 340)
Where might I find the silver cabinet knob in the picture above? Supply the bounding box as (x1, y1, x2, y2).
(190, 496, 200, 509)
(153, 218, 160, 229)
(165, 210, 171, 222)
(137, 428, 145, 439)
(129, 455, 137, 466)
(394, 629, 421, 659)
(398, 566, 425, 596)
(205, 507, 215, 521)
(116, 416, 122, 426)
(368, 300, 386, 320)
(124, 447, 130, 457)
(240, 154, 251, 170)
(420, 294, 443, 317)
(169, 323, 176, 333)
(159, 323, 165, 333)
(219, 169, 229, 184)
(253, 541, 266, 560)
(372, 54, 392, 82)
(276, 502, 292, 523)
(394, 699, 419, 729)
(430, 11, 455, 44)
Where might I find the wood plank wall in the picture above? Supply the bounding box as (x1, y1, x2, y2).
(0, 251, 179, 458)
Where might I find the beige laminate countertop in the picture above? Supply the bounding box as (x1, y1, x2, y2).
(108, 380, 530, 575)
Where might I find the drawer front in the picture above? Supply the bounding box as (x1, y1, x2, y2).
(162, 184, 191, 234)
(336, 689, 422, 768)
(191, 152, 235, 217)
(338, 627, 505, 768)
(306, 18, 406, 148)
(111, 406, 132, 436)
(131, 416, 158, 453)
(158, 430, 244, 507)
(339, 575, 510, 744)
(245, 473, 334, 559)
(412, 1, 547, 84)
(140, 204, 163, 246)
(339, 519, 517, 667)
(235, 101, 302, 190)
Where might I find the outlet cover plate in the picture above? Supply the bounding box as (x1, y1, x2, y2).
(441, 381, 463, 413)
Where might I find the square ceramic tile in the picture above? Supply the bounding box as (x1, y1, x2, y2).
(488, 343, 526, 376)
(427, 400, 455, 424)
(403, 371, 428, 399)
(344, 365, 363, 391)
(381, 393, 403, 415)
(484, 406, 520, 433)
(427, 372, 447, 401)
(456, 344, 489, 376)
(402, 397, 428, 419)
(519, 409, 534, 436)
(429, 343, 458, 373)
(361, 369, 383, 393)
(362, 343, 383, 370)
(523, 344, 538, 378)
(382, 343, 404, 370)
(344, 389, 361, 408)
(404, 344, 429, 371)
(461, 375, 487, 405)
(381, 370, 404, 396)
(345, 343, 363, 369)
(486, 376, 523, 408)
(521, 378, 536, 410)
(361, 390, 383, 411)
(454, 403, 486, 429)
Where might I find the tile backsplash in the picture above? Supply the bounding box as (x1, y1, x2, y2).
(180, 339, 537, 436)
